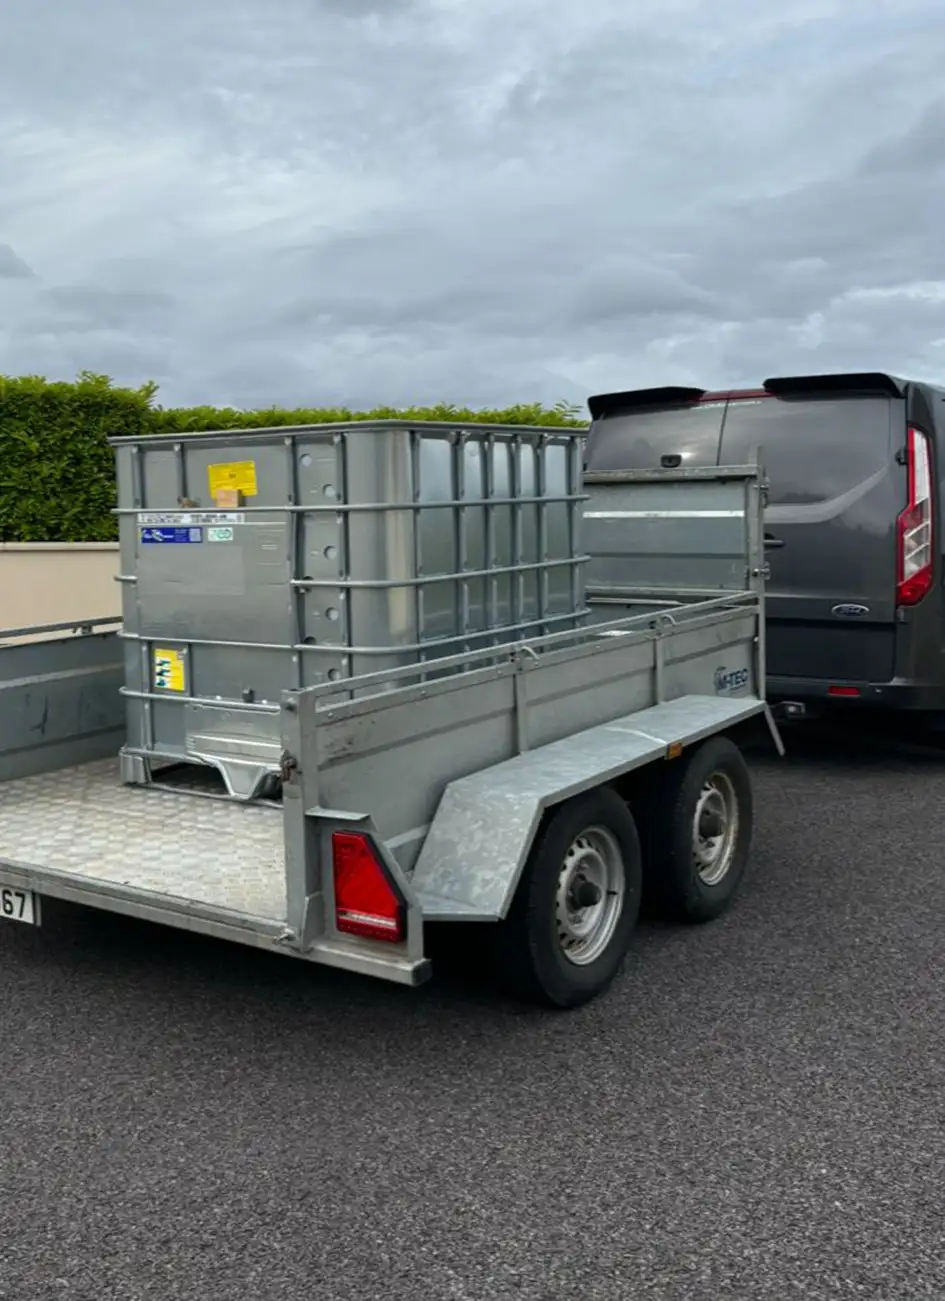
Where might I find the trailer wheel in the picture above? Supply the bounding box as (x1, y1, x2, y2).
(638, 736, 753, 924)
(496, 787, 642, 1008)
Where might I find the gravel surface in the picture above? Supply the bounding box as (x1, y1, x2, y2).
(1, 730, 944, 1300)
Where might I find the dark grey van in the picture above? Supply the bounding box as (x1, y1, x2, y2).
(583, 373, 945, 717)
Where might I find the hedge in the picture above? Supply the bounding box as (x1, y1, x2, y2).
(0, 373, 587, 542)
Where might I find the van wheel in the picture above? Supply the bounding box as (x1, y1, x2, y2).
(496, 787, 642, 1008)
(637, 737, 753, 924)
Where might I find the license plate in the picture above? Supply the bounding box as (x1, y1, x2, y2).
(0, 884, 40, 925)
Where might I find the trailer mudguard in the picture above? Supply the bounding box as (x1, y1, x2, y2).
(411, 695, 777, 921)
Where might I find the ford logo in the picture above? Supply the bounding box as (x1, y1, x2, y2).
(831, 603, 869, 618)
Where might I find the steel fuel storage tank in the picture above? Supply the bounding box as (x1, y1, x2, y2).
(112, 420, 588, 798)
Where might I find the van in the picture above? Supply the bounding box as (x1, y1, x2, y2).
(583, 372, 945, 718)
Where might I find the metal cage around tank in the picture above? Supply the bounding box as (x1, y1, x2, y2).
(111, 420, 589, 798)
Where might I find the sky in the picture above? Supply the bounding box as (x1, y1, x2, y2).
(1, 0, 944, 412)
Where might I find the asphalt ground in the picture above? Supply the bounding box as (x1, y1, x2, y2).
(1, 724, 943, 1300)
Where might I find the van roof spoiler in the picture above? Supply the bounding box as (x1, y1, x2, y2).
(763, 372, 906, 399)
(588, 374, 908, 420)
(587, 387, 706, 420)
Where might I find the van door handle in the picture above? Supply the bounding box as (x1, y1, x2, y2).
(764, 533, 785, 549)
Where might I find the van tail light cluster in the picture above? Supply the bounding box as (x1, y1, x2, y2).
(331, 831, 405, 943)
(896, 425, 934, 607)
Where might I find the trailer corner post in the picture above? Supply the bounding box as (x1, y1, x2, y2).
(280, 686, 429, 973)
(280, 688, 325, 950)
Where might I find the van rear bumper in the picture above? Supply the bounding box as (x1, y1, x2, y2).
(767, 676, 945, 714)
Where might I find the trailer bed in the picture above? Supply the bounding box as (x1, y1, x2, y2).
(0, 758, 286, 921)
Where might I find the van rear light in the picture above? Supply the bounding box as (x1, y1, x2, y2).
(828, 685, 860, 697)
(332, 831, 405, 943)
(896, 425, 934, 607)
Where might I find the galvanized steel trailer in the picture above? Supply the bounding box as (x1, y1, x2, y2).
(0, 460, 782, 1007)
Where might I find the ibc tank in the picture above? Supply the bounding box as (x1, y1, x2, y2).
(112, 420, 588, 798)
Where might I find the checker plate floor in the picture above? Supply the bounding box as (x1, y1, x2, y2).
(0, 759, 286, 920)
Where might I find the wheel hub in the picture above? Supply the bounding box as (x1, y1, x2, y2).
(697, 808, 725, 839)
(554, 826, 625, 967)
(569, 878, 603, 909)
(691, 773, 738, 886)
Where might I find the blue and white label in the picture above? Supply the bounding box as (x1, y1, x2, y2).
(714, 666, 749, 694)
(140, 526, 204, 544)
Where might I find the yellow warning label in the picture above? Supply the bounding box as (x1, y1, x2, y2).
(153, 647, 186, 693)
(208, 460, 258, 499)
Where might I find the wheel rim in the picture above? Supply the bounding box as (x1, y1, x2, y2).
(554, 825, 626, 966)
(692, 771, 738, 886)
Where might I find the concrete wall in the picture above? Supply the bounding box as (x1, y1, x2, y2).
(0, 543, 120, 634)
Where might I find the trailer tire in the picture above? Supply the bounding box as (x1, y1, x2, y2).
(496, 787, 642, 1008)
(638, 737, 752, 924)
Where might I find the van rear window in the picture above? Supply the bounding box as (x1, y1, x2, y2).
(585, 394, 896, 505)
(584, 402, 725, 472)
(718, 396, 895, 505)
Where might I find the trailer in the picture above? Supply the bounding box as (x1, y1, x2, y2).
(0, 456, 782, 1007)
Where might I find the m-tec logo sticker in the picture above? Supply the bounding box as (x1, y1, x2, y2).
(714, 666, 749, 694)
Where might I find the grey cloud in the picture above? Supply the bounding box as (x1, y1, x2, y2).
(0, 244, 34, 279)
(861, 97, 945, 175)
(314, 0, 417, 13)
(1, 0, 944, 407)
(564, 262, 721, 326)
(45, 285, 175, 329)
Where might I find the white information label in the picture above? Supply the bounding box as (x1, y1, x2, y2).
(137, 512, 245, 526)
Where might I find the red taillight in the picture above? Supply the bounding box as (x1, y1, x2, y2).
(332, 831, 405, 943)
(828, 685, 860, 698)
(896, 425, 934, 607)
